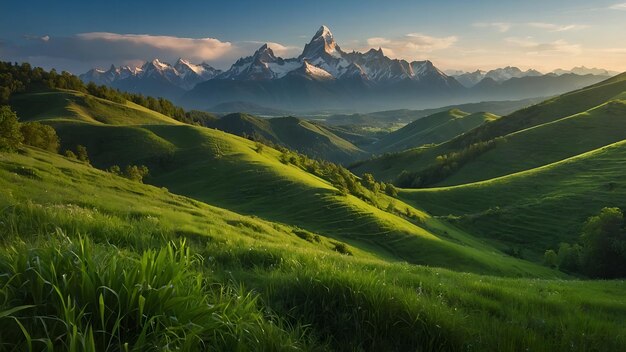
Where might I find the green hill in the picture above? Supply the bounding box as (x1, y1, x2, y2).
(2, 64, 626, 350)
(204, 113, 368, 163)
(10, 90, 181, 125)
(6, 88, 557, 277)
(371, 109, 499, 153)
(2, 147, 624, 351)
(399, 139, 626, 259)
(435, 99, 626, 186)
(352, 73, 626, 184)
(53, 122, 549, 277)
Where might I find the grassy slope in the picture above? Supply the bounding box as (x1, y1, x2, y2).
(352, 73, 626, 182)
(7, 89, 556, 277)
(207, 113, 367, 163)
(10, 90, 181, 125)
(78, 123, 555, 277)
(371, 109, 499, 153)
(2, 148, 625, 351)
(437, 99, 626, 186)
(399, 139, 626, 259)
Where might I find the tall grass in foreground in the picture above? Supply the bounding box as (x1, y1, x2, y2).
(0, 192, 624, 351)
(0, 234, 310, 351)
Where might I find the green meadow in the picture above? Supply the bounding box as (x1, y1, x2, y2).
(1, 64, 625, 351)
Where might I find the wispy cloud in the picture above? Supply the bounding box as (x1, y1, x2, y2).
(473, 22, 512, 33)
(0, 32, 304, 72)
(506, 37, 582, 55)
(609, 2, 626, 10)
(73, 33, 233, 62)
(474, 22, 588, 33)
(526, 22, 589, 32)
(362, 33, 457, 59)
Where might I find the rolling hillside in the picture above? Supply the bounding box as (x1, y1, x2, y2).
(3, 65, 626, 351)
(10, 90, 181, 125)
(8, 88, 556, 277)
(204, 113, 368, 163)
(435, 99, 626, 186)
(370, 109, 499, 153)
(352, 72, 626, 184)
(399, 139, 626, 260)
(3, 147, 624, 351)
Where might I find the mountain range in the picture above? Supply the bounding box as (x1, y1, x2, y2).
(80, 25, 613, 111)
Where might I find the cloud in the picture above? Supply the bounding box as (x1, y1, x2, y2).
(473, 22, 512, 33)
(526, 22, 588, 32)
(0, 32, 303, 72)
(358, 33, 457, 60)
(609, 2, 626, 10)
(506, 37, 582, 55)
(71, 32, 233, 62)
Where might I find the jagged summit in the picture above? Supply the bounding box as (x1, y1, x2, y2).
(300, 25, 343, 61)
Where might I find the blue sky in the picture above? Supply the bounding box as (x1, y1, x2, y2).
(1, 0, 625, 73)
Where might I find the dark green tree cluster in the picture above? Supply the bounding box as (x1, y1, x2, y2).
(0, 105, 60, 153)
(544, 207, 626, 278)
(395, 140, 496, 188)
(64, 145, 90, 164)
(20, 122, 60, 152)
(0, 106, 23, 151)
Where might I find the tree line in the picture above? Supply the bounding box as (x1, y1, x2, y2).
(395, 140, 496, 188)
(0, 61, 210, 125)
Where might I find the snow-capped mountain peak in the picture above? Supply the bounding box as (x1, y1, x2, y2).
(300, 25, 343, 60)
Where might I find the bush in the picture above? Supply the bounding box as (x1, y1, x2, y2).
(20, 121, 60, 152)
(580, 207, 626, 278)
(384, 183, 398, 197)
(107, 165, 122, 176)
(64, 150, 77, 159)
(0, 105, 23, 152)
(557, 243, 582, 273)
(76, 145, 89, 163)
(543, 249, 558, 268)
(125, 165, 150, 183)
(332, 241, 353, 256)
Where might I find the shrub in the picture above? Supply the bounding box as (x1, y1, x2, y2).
(64, 150, 77, 159)
(76, 145, 89, 163)
(580, 207, 626, 278)
(384, 183, 398, 197)
(20, 121, 60, 152)
(543, 249, 558, 268)
(557, 243, 582, 273)
(125, 165, 150, 183)
(294, 229, 321, 243)
(332, 241, 353, 256)
(107, 165, 122, 176)
(0, 105, 23, 152)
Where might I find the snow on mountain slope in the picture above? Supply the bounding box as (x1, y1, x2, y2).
(80, 59, 222, 91)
